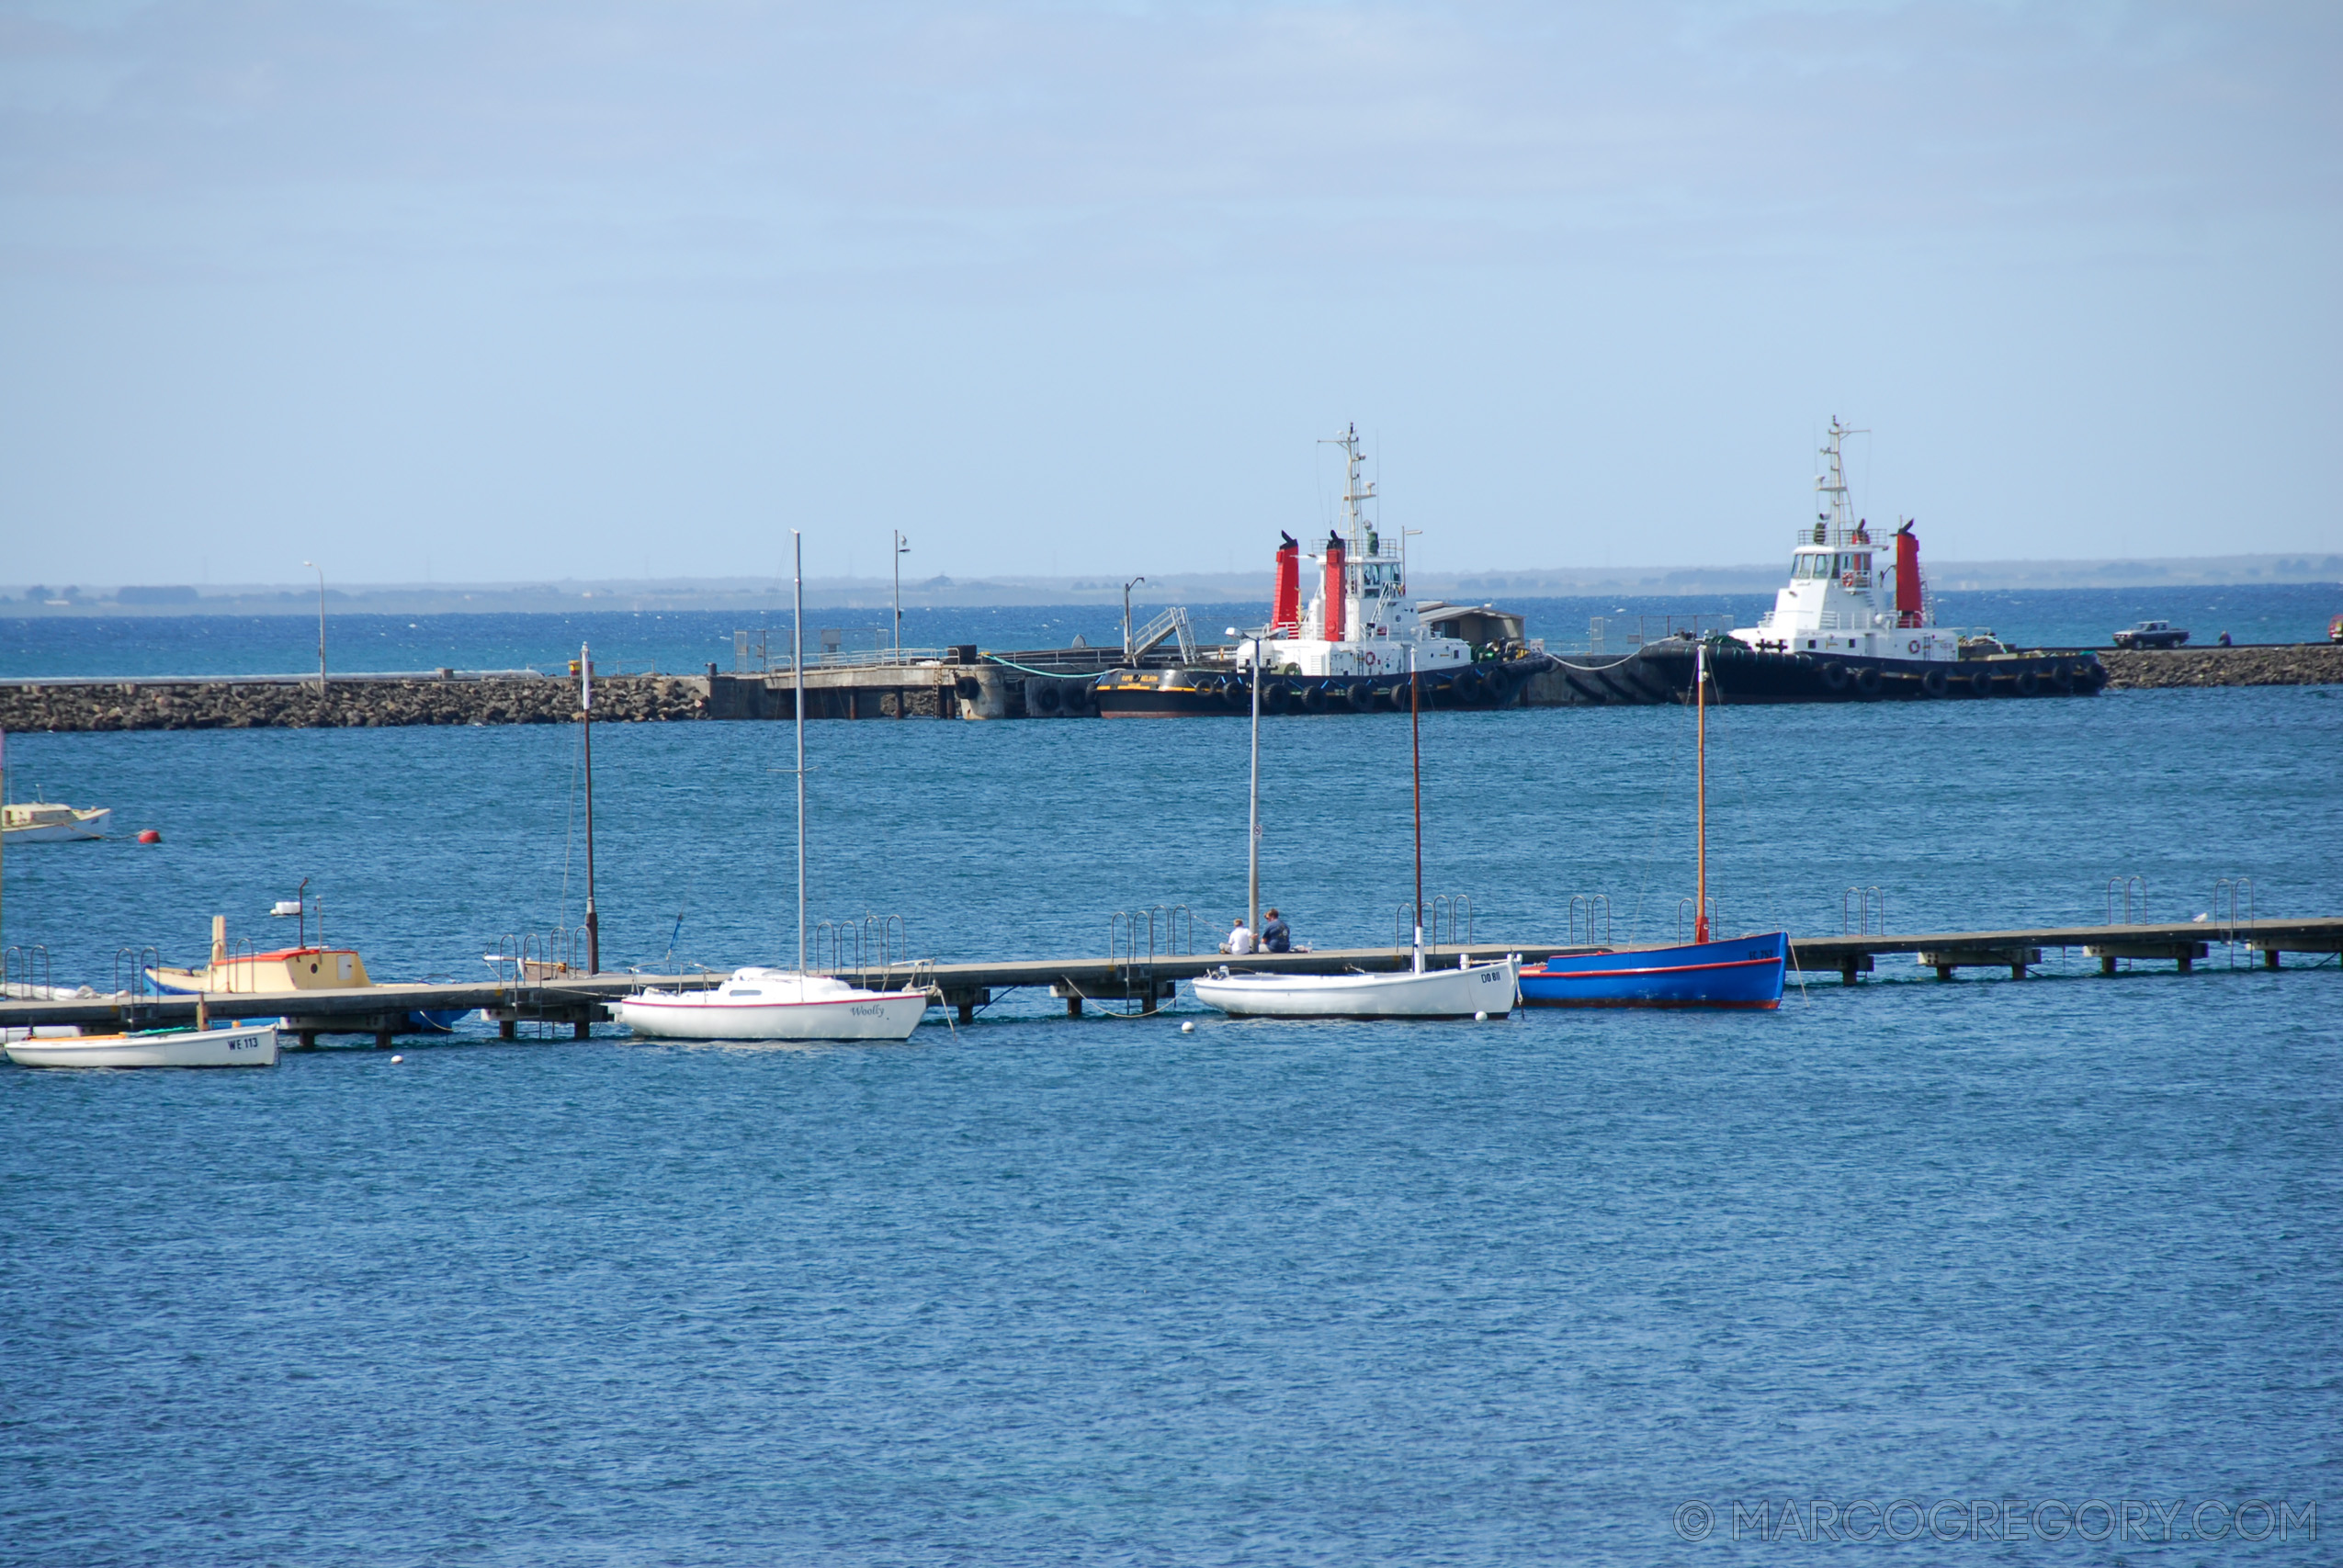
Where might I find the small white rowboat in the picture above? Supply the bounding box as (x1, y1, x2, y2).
(1193, 956, 1519, 1019)
(5, 1022, 280, 1068)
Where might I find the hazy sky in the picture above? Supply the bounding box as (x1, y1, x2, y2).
(2, 1, 2336, 586)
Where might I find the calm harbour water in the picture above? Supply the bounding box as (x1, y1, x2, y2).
(3, 649, 2338, 1562)
(3, 581, 2337, 679)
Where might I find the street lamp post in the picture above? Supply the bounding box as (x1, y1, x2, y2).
(892, 532, 910, 656)
(300, 561, 326, 692)
(1123, 577, 1146, 663)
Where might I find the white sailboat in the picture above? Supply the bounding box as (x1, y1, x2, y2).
(1191, 639, 1518, 1020)
(613, 533, 929, 1043)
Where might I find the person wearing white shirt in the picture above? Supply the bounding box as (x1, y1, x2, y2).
(1221, 918, 1257, 955)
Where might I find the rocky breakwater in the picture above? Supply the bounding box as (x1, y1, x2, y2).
(2100, 643, 2343, 690)
(0, 675, 710, 731)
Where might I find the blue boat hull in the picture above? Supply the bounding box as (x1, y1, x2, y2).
(1517, 931, 1787, 1009)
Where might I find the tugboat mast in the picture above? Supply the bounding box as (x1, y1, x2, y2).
(1814, 416, 1869, 546)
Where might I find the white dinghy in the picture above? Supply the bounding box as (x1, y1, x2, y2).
(6, 1022, 279, 1069)
(1193, 957, 1517, 1020)
(1194, 594, 1516, 1022)
(614, 969, 928, 1041)
(614, 533, 928, 1045)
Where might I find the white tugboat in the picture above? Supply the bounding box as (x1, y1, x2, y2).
(1728, 418, 1963, 668)
(1094, 426, 1550, 716)
(1541, 420, 2108, 704)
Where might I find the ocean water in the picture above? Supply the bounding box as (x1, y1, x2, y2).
(3, 581, 2337, 678)
(3, 679, 2339, 1563)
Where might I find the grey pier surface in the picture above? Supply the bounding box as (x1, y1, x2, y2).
(5, 919, 2337, 1042)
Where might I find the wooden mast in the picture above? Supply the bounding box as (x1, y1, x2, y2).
(1694, 641, 1709, 944)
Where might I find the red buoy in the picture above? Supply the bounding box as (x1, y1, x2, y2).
(137, 829, 162, 844)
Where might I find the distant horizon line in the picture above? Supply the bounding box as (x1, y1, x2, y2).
(6, 550, 2340, 604)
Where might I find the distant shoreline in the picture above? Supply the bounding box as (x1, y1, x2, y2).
(4, 554, 2337, 617)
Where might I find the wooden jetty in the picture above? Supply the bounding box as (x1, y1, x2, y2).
(3, 918, 2336, 1043)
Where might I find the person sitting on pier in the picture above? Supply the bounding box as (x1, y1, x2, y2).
(1221, 918, 1257, 955)
(1260, 909, 1291, 953)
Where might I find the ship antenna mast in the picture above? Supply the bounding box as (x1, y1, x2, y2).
(1319, 423, 1375, 546)
(1816, 416, 1869, 545)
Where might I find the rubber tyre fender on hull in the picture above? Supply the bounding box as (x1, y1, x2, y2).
(1223, 677, 1251, 710)
(1346, 682, 1378, 714)
(2014, 670, 2042, 697)
(1261, 681, 1293, 713)
(1029, 681, 1063, 716)
(1967, 668, 1995, 696)
(1300, 682, 1330, 714)
(1853, 666, 1885, 698)
(1921, 668, 1951, 698)
(1818, 661, 1851, 693)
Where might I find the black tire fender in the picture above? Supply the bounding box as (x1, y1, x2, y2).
(1968, 669, 1994, 696)
(2015, 670, 2042, 697)
(1854, 666, 1884, 697)
(1922, 668, 1950, 698)
(1030, 681, 1063, 716)
(1819, 661, 1851, 692)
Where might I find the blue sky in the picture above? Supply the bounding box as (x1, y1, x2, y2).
(1, 1, 2336, 585)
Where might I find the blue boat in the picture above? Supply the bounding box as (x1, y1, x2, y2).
(1516, 931, 1787, 1009)
(1518, 637, 1789, 1009)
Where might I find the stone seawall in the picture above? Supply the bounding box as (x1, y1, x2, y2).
(2100, 644, 2343, 689)
(0, 675, 709, 731)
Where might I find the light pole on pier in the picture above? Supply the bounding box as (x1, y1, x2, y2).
(892, 531, 910, 656)
(1123, 577, 1145, 663)
(300, 561, 326, 692)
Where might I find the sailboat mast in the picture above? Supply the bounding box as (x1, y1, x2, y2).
(793, 531, 807, 976)
(1410, 645, 1424, 974)
(1247, 634, 1261, 934)
(581, 641, 599, 974)
(1695, 641, 1709, 944)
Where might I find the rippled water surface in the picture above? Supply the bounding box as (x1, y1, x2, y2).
(4, 680, 2339, 1563)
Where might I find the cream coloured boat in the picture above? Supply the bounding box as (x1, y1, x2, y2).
(2, 801, 111, 841)
(5, 1022, 279, 1068)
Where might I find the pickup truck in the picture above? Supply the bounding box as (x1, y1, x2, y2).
(2111, 620, 2190, 649)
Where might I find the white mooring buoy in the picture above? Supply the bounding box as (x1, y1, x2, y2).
(1474, 1011, 1488, 1021)
(1180, 1021, 1195, 1033)
(390, 1055, 404, 1063)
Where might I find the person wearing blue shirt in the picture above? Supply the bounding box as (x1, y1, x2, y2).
(1260, 909, 1292, 953)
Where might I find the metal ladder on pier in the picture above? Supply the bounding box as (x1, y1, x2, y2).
(1128, 606, 1197, 664)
